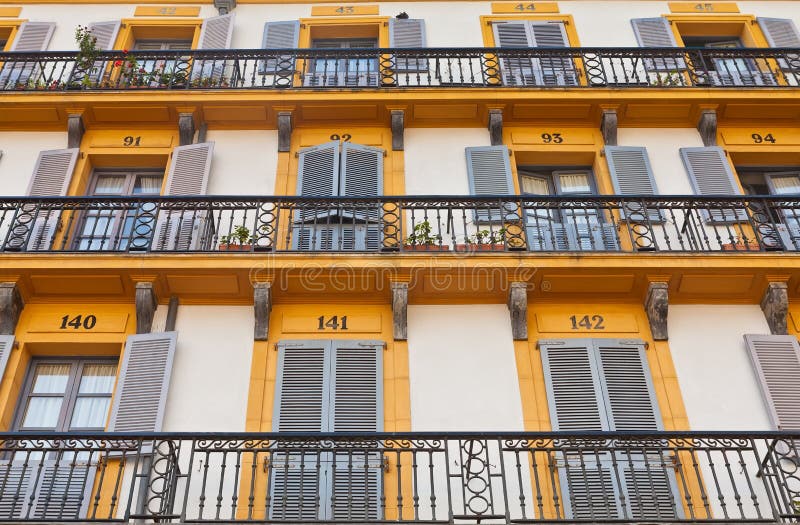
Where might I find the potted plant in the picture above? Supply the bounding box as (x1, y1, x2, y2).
(455, 228, 506, 252)
(404, 220, 449, 251)
(219, 225, 253, 251)
(721, 236, 760, 251)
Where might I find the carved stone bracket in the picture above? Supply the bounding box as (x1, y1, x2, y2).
(178, 113, 196, 146)
(645, 282, 669, 340)
(67, 114, 85, 149)
(600, 109, 618, 146)
(488, 109, 503, 146)
(508, 282, 528, 340)
(0, 282, 24, 336)
(135, 282, 158, 334)
(254, 282, 272, 341)
(165, 296, 179, 332)
(277, 112, 293, 153)
(391, 110, 405, 151)
(697, 110, 717, 146)
(391, 282, 408, 340)
(214, 0, 236, 14)
(761, 282, 788, 335)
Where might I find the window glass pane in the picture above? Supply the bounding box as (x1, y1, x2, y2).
(93, 175, 127, 195)
(133, 175, 163, 195)
(771, 175, 800, 195)
(520, 175, 551, 195)
(31, 363, 70, 393)
(22, 397, 63, 428)
(558, 172, 592, 194)
(79, 364, 116, 394)
(70, 397, 111, 429)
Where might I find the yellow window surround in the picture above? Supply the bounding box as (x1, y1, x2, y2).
(298, 15, 390, 46)
(480, 14, 580, 46)
(117, 17, 203, 50)
(664, 14, 769, 48)
(0, 19, 23, 51)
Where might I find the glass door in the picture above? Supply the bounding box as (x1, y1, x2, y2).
(308, 39, 379, 87)
(132, 40, 192, 86)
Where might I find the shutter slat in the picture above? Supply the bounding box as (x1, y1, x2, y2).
(27, 149, 79, 197)
(341, 142, 383, 197)
(390, 19, 426, 73)
(0, 462, 34, 519)
(744, 334, 800, 430)
(198, 13, 234, 49)
(494, 21, 532, 47)
(758, 18, 800, 48)
(631, 18, 678, 47)
(263, 21, 300, 49)
(31, 462, 95, 520)
(465, 146, 514, 222)
(680, 146, 746, 222)
(0, 337, 14, 387)
(164, 143, 213, 196)
(88, 21, 121, 50)
(529, 22, 568, 47)
(108, 332, 177, 432)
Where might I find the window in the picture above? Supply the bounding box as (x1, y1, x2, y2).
(294, 141, 383, 251)
(75, 170, 164, 251)
(739, 169, 800, 249)
(307, 38, 379, 87)
(492, 20, 577, 86)
(15, 359, 117, 432)
(270, 340, 382, 520)
(540, 338, 681, 520)
(519, 168, 619, 251)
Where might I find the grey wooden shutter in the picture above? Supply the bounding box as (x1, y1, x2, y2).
(0, 22, 55, 87)
(297, 141, 340, 197)
(7, 149, 79, 251)
(494, 21, 532, 47)
(107, 332, 177, 432)
(0, 462, 34, 518)
(30, 461, 96, 520)
(329, 341, 383, 520)
(198, 13, 234, 49)
(154, 143, 214, 251)
(389, 18, 426, 72)
(680, 146, 746, 222)
(340, 142, 383, 198)
(465, 146, 514, 222)
(631, 18, 677, 47)
(744, 334, 800, 430)
(0, 336, 13, 386)
(88, 21, 120, 50)
(758, 18, 800, 47)
(493, 21, 536, 86)
(270, 341, 331, 520)
(605, 146, 662, 222)
(529, 22, 577, 86)
(261, 21, 299, 75)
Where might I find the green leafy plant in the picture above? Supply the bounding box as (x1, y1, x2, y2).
(220, 225, 253, 246)
(405, 220, 442, 246)
(468, 227, 506, 245)
(74, 25, 100, 71)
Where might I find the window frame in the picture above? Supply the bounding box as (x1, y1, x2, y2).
(13, 358, 118, 432)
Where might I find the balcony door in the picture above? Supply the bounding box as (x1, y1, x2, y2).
(132, 40, 192, 85)
(683, 36, 775, 86)
(307, 38, 379, 87)
(492, 20, 577, 87)
(74, 170, 163, 251)
(269, 340, 383, 520)
(740, 170, 800, 250)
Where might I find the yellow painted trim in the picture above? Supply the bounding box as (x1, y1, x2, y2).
(298, 16, 390, 47)
(133, 5, 202, 16)
(311, 4, 380, 16)
(664, 14, 769, 48)
(480, 14, 580, 46)
(117, 17, 203, 51)
(0, 7, 21, 16)
(491, 2, 560, 14)
(668, 2, 740, 13)
(0, 19, 22, 50)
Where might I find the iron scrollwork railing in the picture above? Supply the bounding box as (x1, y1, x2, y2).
(0, 47, 799, 91)
(1, 195, 800, 254)
(0, 431, 797, 522)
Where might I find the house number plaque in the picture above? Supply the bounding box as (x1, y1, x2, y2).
(536, 312, 639, 333)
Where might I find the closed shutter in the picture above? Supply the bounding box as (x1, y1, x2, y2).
(0, 336, 13, 387)
(744, 334, 800, 430)
(30, 461, 96, 520)
(297, 142, 340, 197)
(493, 21, 536, 86)
(329, 341, 383, 520)
(7, 149, 79, 251)
(270, 341, 330, 520)
(261, 21, 299, 75)
(340, 142, 383, 198)
(605, 146, 662, 223)
(465, 146, 514, 222)
(107, 332, 177, 432)
(680, 146, 746, 222)
(630, 18, 683, 72)
(0, 462, 35, 518)
(0, 22, 56, 88)
(389, 18, 426, 73)
(758, 18, 800, 47)
(153, 143, 214, 251)
(529, 22, 577, 86)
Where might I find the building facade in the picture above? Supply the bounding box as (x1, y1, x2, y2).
(0, 0, 799, 521)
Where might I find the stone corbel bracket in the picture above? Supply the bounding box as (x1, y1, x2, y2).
(135, 282, 158, 334)
(278, 112, 293, 153)
(508, 282, 528, 340)
(67, 113, 85, 149)
(391, 282, 409, 340)
(0, 282, 24, 336)
(697, 109, 717, 147)
(254, 282, 273, 341)
(645, 282, 669, 340)
(391, 110, 405, 151)
(600, 109, 618, 146)
(178, 112, 196, 146)
(488, 109, 503, 146)
(761, 282, 788, 335)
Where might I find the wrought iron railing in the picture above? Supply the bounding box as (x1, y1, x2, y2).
(0, 47, 799, 91)
(0, 431, 797, 522)
(1, 195, 799, 254)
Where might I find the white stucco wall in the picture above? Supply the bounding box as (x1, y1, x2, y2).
(205, 130, 279, 195)
(669, 305, 772, 431)
(404, 128, 490, 196)
(0, 132, 67, 196)
(161, 305, 253, 432)
(617, 128, 704, 195)
(408, 304, 524, 431)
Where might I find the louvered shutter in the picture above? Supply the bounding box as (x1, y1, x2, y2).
(198, 13, 234, 49)
(0, 336, 12, 385)
(6, 149, 78, 251)
(261, 21, 299, 76)
(540, 339, 621, 519)
(680, 146, 746, 222)
(340, 143, 383, 251)
(744, 334, 800, 430)
(153, 143, 214, 251)
(30, 461, 97, 520)
(107, 332, 177, 432)
(270, 341, 331, 520)
(0, 462, 35, 518)
(630, 18, 683, 72)
(389, 18, 426, 73)
(297, 142, 340, 197)
(605, 146, 662, 223)
(758, 18, 800, 47)
(493, 21, 537, 86)
(329, 341, 382, 520)
(465, 146, 514, 222)
(0, 22, 56, 88)
(79, 21, 121, 85)
(529, 22, 577, 86)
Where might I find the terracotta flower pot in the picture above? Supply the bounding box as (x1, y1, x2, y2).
(219, 243, 253, 252)
(454, 244, 505, 252)
(721, 241, 759, 251)
(403, 244, 450, 252)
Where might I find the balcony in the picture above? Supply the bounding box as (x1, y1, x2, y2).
(1, 195, 799, 254)
(0, 431, 797, 522)
(0, 47, 798, 91)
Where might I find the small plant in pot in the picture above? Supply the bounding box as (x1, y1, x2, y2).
(721, 236, 760, 252)
(219, 225, 253, 251)
(404, 220, 448, 251)
(456, 228, 507, 252)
